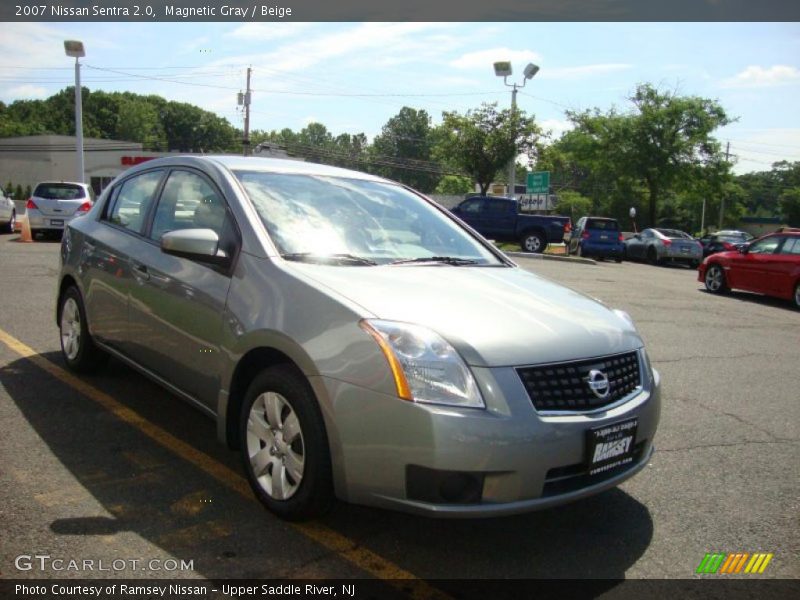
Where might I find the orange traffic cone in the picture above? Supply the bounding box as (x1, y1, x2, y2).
(17, 213, 33, 243)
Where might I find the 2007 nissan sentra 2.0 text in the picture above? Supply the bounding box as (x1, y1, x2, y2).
(56, 156, 660, 520)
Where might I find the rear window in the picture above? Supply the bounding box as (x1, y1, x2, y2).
(586, 219, 619, 230)
(718, 235, 745, 243)
(33, 183, 86, 200)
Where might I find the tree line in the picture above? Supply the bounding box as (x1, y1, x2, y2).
(1, 85, 798, 229)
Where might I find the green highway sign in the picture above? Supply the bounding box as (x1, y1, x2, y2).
(526, 171, 550, 194)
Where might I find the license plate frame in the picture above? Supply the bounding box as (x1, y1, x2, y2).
(49, 219, 64, 226)
(586, 417, 638, 476)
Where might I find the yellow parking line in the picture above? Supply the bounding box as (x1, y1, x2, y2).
(0, 328, 447, 599)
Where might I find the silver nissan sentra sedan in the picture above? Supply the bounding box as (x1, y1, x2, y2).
(57, 155, 660, 520)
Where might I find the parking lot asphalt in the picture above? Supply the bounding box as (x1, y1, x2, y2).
(0, 234, 797, 584)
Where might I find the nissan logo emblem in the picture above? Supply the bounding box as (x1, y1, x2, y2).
(585, 369, 610, 399)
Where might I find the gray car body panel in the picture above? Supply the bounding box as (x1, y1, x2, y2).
(58, 155, 661, 517)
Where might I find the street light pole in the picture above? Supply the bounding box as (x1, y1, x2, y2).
(64, 41, 85, 183)
(494, 61, 539, 198)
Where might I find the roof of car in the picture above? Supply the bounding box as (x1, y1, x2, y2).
(166, 155, 389, 183)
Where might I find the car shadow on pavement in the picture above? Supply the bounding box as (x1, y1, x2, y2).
(699, 288, 797, 312)
(1, 351, 653, 582)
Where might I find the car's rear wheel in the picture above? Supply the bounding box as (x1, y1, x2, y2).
(59, 286, 108, 372)
(240, 365, 334, 521)
(520, 232, 546, 254)
(704, 264, 729, 294)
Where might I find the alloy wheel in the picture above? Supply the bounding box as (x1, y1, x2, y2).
(60, 297, 82, 360)
(246, 391, 305, 500)
(705, 265, 723, 292)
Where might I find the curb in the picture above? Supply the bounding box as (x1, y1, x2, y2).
(504, 251, 597, 265)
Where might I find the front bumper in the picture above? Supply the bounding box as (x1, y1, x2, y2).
(312, 360, 660, 517)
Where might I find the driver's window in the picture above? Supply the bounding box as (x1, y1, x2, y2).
(748, 236, 781, 255)
(151, 170, 228, 241)
(461, 199, 484, 214)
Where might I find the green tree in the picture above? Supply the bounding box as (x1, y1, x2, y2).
(438, 102, 541, 195)
(116, 98, 164, 147)
(552, 190, 593, 222)
(564, 84, 733, 226)
(371, 107, 441, 192)
(14, 184, 23, 200)
(434, 175, 473, 195)
(780, 188, 800, 226)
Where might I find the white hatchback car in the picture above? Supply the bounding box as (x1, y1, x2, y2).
(0, 192, 15, 234)
(27, 181, 94, 238)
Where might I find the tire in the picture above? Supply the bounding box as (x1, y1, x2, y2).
(614, 256, 623, 263)
(793, 282, 800, 310)
(704, 264, 729, 294)
(240, 365, 334, 521)
(647, 247, 661, 266)
(576, 244, 584, 258)
(520, 232, 547, 254)
(690, 260, 700, 269)
(3, 210, 15, 234)
(59, 286, 108, 372)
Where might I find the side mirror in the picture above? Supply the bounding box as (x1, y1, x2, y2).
(161, 228, 228, 265)
(634, 233, 641, 240)
(738, 244, 749, 254)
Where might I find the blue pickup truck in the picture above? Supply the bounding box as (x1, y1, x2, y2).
(450, 196, 571, 253)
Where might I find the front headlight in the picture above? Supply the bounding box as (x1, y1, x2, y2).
(360, 319, 484, 408)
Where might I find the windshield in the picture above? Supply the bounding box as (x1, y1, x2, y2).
(586, 219, 619, 230)
(234, 171, 503, 266)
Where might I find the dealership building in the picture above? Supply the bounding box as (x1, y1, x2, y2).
(0, 135, 294, 197)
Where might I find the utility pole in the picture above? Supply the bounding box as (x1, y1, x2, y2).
(509, 84, 518, 198)
(719, 141, 730, 229)
(243, 67, 252, 157)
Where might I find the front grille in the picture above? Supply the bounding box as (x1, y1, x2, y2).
(517, 351, 641, 412)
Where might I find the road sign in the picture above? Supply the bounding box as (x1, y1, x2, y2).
(526, 171, 550, 194)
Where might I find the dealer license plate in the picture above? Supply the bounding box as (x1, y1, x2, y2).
(50, 219, 64, 226)
(586, 417, 638, 475)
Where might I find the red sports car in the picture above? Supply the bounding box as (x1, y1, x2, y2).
(698, 231, 800, 309)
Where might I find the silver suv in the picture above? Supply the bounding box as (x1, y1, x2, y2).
(57, 156, 660, 520)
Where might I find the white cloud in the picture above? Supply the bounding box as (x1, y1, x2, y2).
(540, 118, 574, 139)
(722, 65, 800, 88)
(542, 63, 632, 80)
(4, 85, 48, 100)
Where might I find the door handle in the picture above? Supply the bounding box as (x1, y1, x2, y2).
(132, 263, 150, 281)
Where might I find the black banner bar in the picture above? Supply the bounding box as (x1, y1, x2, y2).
(2, 0, 800, 22)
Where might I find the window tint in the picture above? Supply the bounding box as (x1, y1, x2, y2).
(106, 171, 162, 233)
(586, 219, 619, 230)
(748, 236, 781, 255)
(33, 183, 85, 200)
(486, 199, 512, 214)
(779, 237, 800, 255)
(460, 199, 484, 214)
(151, 171, 227, 240)
(642, 230, 654, 239)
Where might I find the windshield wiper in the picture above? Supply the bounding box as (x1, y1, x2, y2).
(389, 256, 479, 266)
(280, 252, 377, 266)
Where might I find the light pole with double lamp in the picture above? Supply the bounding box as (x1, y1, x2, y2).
(493, 61, 539, 198)
(64, 40, 85, 183)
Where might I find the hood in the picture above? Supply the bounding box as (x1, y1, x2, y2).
(288, 263, 642, 368)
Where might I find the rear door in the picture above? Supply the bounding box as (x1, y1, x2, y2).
(83, 169, 166, 350)
(125, 168, 239, 408)
(763, 236, 800, 297)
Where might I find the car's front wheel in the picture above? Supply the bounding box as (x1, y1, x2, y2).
(704, 264, 729, 294)
(240, 365, 334, 521)
(59, 286, 107, 372)
(520, 232, 546, 254)
(793, 282, 800, 310)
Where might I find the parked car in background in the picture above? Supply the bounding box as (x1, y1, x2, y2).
(449, 196, 571, 253)
(624, 228, 703, 267)
(57, 155, 660, 520)
(27, 181, 94, 239)
(0, 192, 15, 234)
(699, 230, 753, 257)
(699, 231, 800, 309)
(567, 217, 624, 261)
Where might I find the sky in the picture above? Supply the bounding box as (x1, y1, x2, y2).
(1, 21, 799, 174)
